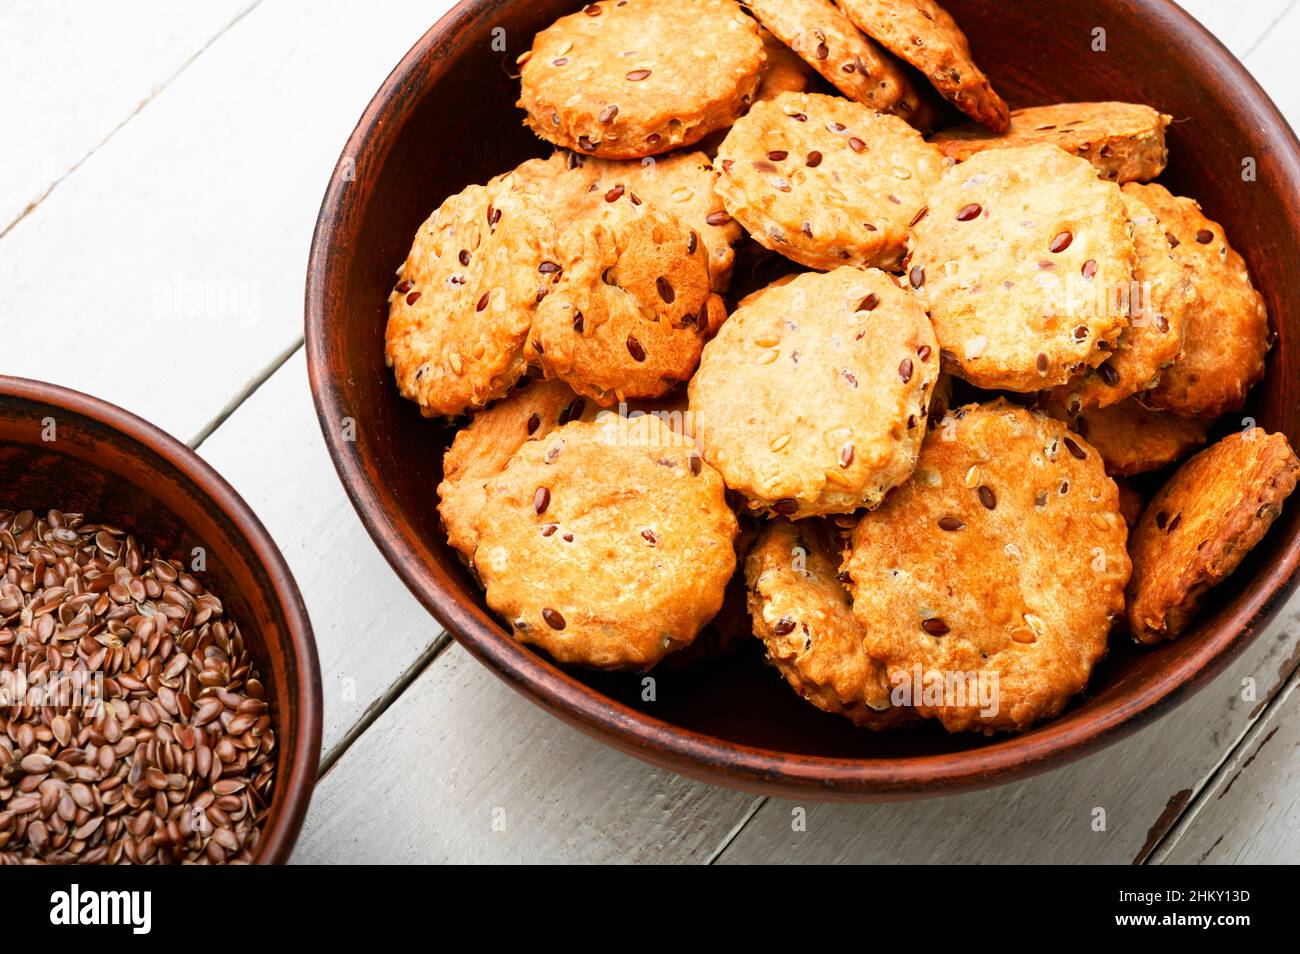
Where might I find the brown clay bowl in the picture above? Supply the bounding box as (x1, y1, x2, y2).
(0, 377, 321, 858)
(306, 0, 1300, 799)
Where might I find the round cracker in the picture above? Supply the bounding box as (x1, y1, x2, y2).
(1124, 183, 1270, 418)
(716, 91, 944, 270)
(475, 416, 737, 670)
(843, 400, 1130, 733)
(1128, 429, 1299, 642)
(1042, 395, 1210, 477)
(527, 198, 726, 405)
(517, 0, 765, 159)
(438, 379, 595, 561)
(690, 267, 938, 516)
(1052, 191, 1193, 410)
(908, 143, 1134, 391)
(557, 149, 742, 291)
(385, 176, 553, 417)
(754, 26, 817, 102)
(743, 0, 923, 118)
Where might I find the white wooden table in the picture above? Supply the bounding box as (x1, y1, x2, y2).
(3, 0, 1297, 864)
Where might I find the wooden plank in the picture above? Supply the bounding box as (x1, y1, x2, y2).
(291, 641, 761, 864)
(1154, 670, 1300, 864)
(196, 348, 445, 760)
(1237, 1, 1300, 124)
(713, 598, 1300, 864)
(0, 0, 255, 233)
(1176, 0, 1294, 58)
(0, 0, 451, 444)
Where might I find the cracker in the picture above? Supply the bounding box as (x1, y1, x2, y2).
(908, 143, 1134, 391)
(836, 0, 1009, 131)
(1043, 396, 1210, 477)
(716, 91, 944, 270)
(843, 400, 1130, 732)
(1125, 183, 1269, 418)
(1052, 190, 1193, 410)
(746, 518, 913, 727)
(1128, 429, 1299, 641)
(744, 0, 923, 119)
(690, 267, 938, 516)
(438, 379, 594, 561)
(385, 175, 553, 417)
(558, 149, 742, 291)
(932, 102, 1171, 182)
(475, 415, 738, 669)
(518, 0, 765, 159)
(527, 198, 726, 405)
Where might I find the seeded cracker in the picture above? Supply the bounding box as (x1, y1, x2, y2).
(743, 0, 924, 119)
(557, 148, 742, 291)
(1052, 191, 1193, 411)
(386, 174, 553, 417)
(690, 267, 938, 517)
(842, 400, 1130, 733)
(1123, 183, 1269, 418)
(1041, 395, 1210, 477)
(1128, 429, 1299, 642)
(746, 519, 914, 728)
(835, 0, 1009, 132)
(474, 416, 737, 670)
(932, 102, 1171, 183)
(438, 378, 596, 562)
(517, 0, 765, 159)
(908, 143, 1134, 391)
(715, 91, 944, 270)
(527, 198, 726, 405)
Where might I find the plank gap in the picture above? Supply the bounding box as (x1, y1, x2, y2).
(0, 0, 264, 242)
(1144, 647, 1300, 862)
(317, 630, 455, 778)
(191, 337, 302, 449)
(706, 796, 768, 864)
(1242, 0, 1299, 58)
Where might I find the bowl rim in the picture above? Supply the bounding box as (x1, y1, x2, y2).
(0, 374, 323, 855)
(305, 0, 1300, 799)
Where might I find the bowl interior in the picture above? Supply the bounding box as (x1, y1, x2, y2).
(308, 0, 1300, 792)
(0, 381, 320, 857)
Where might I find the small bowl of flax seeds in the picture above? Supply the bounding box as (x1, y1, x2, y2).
(0, 376, 320, 864)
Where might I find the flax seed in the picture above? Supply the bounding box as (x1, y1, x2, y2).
(0, 509, 276, 864)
